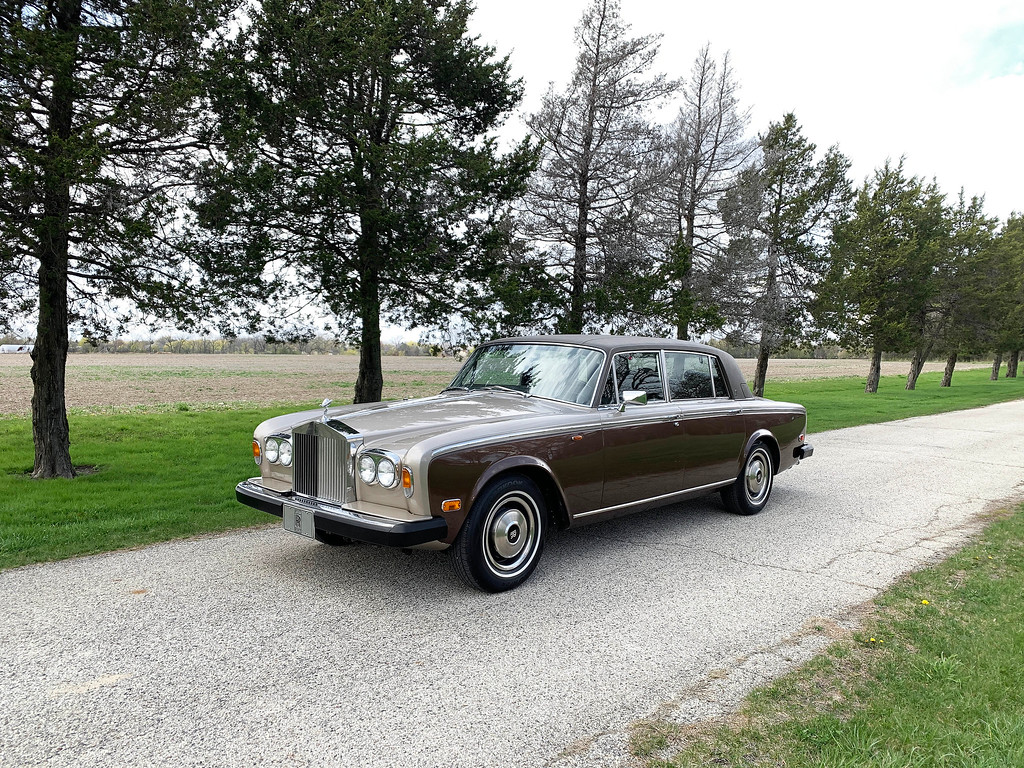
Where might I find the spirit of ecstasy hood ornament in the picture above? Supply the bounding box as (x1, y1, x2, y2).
(320, 398, 332, 423)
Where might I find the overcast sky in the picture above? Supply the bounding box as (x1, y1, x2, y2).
(468, 0, 1024, 219)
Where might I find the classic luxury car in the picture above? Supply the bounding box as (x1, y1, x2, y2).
(237, 335, 813, 591)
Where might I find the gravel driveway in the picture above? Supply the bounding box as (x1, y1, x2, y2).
(3, 401, 1024, 768)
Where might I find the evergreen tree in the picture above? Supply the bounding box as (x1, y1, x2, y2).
(720, 114, 851, 396)
(199, 0, 536, 403)
(818, 159, 946, 393)
(0, 0, 243, 478)
(931, 192, 998, 387)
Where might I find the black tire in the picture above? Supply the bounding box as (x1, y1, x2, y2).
(721, 442, 774, 516)
(449, 474, 546, 592)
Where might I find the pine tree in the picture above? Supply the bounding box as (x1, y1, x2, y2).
(199, 0, 536, 403)
(1, 0, 243, 478)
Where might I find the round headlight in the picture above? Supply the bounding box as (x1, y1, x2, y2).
(265, 437, 280, 463)
(358, 455, 377, 485)
(279, 439, 292, 466)
(376, 457, 397, 488)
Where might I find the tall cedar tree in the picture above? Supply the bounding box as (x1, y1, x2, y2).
(819, 159, 946, 393)
(0, 0, 245, 478)
(522, 0, 674, 334)
(199, 0, 536, 403)
(989, 213, 1024, 377)
(719, 114, 851, 396)
(658, 45, 754, 340)
(927, 192, 998, 388)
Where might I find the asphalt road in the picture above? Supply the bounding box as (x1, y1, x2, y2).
(3, 401, 1024, 768)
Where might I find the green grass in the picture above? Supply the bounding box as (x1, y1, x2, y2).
(765, 367, 1024, 433)
(1, 368, 1021, 571)
(632, 504, 1024, 768)
(0, 406, 301, 570)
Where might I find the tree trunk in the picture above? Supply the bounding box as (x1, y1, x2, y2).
(865, 345, 882, 393)
(940, 351, 957, 387)
(354, 271, 383, 404)
(752, 343, 770, 398)
(672, 236, 693, 341)
(905, 342, 932, 390)
(990, 353, 1002, 381)
(1006, 350, 1019, 378)
(31, 0, 80, 479)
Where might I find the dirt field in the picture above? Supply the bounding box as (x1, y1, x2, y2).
(0, 353, 989, 416)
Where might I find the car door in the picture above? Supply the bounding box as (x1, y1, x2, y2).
(599, 350, 687, 508)
(664, 351, 747, 488)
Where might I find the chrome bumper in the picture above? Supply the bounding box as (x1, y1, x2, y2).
(236, 479, 447, 547)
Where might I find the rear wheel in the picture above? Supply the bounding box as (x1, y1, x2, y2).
(721, 442, 774, 516)
(449, 474, 546, 592)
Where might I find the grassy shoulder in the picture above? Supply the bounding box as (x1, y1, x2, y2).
(631, 503, 1024, 768)
(765, 366, 1024, 433)
(0, 405, 301, 570)
(1, 368, 1022, 571)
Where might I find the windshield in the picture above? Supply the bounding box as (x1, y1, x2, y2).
(448, 343, 605, 406)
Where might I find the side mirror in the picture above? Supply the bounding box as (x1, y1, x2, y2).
(618, 390, 648, 412)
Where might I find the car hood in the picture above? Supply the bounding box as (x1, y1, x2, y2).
(254, 392, 581, 449)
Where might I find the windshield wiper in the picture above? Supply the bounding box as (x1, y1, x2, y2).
(441, 386, 470, 393)
(478, 385, 530, 398)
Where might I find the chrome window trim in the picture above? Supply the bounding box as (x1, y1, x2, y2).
(572, 478, 734, 519)
(665, 351, 721, 402)
(608, 349, 667, 405)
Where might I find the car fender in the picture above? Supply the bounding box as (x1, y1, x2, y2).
(743, 429, 780, 472)
(469, 454, 567, 506)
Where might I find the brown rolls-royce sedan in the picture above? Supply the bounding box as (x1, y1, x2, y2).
(237, 335, 813, 591)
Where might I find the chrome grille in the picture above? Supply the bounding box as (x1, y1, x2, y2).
(292, 422, 353, 504)
(294, 432, 318, 496)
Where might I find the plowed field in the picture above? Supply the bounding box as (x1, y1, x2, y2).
(0, 353, 988, 416)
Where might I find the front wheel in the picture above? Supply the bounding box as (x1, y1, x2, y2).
(449, 474, 546, 592)
(721, 443, 774, 516)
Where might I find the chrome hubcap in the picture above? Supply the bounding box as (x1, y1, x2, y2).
(745, 451, 771, 504)
(483, 491, 540, 576)
(491, 508, 528, 559)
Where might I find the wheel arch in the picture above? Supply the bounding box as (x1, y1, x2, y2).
(469, 457, 571, 531)
(744, 429, 780, 473)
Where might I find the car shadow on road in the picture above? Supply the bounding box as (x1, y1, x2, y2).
(254, 486, 806, 604)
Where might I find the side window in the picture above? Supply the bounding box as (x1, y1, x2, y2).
(709, 356, 731, 398)
(612, 351, 665, 402)
(665, 352, 713, 400)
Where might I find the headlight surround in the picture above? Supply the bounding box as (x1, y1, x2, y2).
(358, 454, 378, 485)
(376, 457, 397, 488)
(356, 450, 403, 490)
(278, 439, 292, 466)
(265, 437, 280, 463)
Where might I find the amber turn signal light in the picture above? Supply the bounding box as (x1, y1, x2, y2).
(252, 439, 262, 465)
(441, 499, 462, 513)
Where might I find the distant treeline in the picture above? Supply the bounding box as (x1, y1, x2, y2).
(0, 336, 432, 357)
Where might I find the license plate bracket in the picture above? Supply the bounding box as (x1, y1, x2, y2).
(283, 503, 315, 539)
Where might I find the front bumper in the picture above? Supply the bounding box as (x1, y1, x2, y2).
(794, 442, 814, 460)
(236, 479, 448, 547)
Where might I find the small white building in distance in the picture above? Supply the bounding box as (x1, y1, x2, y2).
(0, 344, 34, 354)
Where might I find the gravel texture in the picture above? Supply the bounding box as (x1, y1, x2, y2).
(2, 400, 1023, 767)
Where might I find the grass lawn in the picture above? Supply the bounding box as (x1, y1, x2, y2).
(631, 503, 1024, 768)
(0, 405, 300, 570)
(0, 368, 1022, 570)
(765, 366, 1024, 433)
